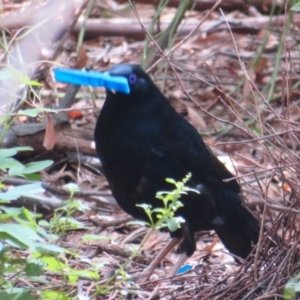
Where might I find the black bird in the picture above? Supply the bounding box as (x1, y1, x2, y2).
(94, 64, 260, 277)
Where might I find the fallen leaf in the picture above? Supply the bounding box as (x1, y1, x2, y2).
(74, 45, 88, 69)
(186, 106, 207, 131)
(43, 114, 56, 150)
(203, 237, 219, 253)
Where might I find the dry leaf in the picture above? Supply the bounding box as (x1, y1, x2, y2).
(283, 182, 291, 193)
(254, 56, 269, 74)
(186, 106, 207, 131)
(203, 237, 219, 252)
(43, 114, 56, 150)
(75, 45, 88, 69)
(243, 69, 255, 98)
(257, 29, 278, 49)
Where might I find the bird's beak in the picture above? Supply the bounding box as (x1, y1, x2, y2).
(54, 69, 130, 94)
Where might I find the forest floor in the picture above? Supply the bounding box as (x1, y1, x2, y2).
(1, 0, 300, 299)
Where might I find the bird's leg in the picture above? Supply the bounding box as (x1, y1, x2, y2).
(167, 224, 195, 277)
(143, 236, 182, 280)
(167, 253, 189, 277)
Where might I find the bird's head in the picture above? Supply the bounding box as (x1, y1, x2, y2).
(54, 63, 161, 104)
(54, 64, 164, 105)
(107, 64, 157, 98)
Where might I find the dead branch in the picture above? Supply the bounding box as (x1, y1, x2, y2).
(0, 0, 283, 34)
(1, 122, 96, 158)
(72, 14, 300, 40)
(90, 244, 152, 265)
(5, 195, 63, 213)
(116, 0, 285, 14)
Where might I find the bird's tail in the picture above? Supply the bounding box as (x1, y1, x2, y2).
(216, 204, 260, 259)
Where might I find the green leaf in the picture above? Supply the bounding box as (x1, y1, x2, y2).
(284, 276, 300, 299)
(68, 274, 79, 285)
(82, 234, 112, 242)
(136, 203, 152, 211)
(63, 183, 80, 193)
(2, 206, 41, 222)
(24, 173, 41, 181)
(22, 160, 53, 174)
(291, 2, 300, 11)
(0, 157, 24, 173)
(39, 220, 50, 227)
(0, 147, 32, 159)
(18, 109, 40, 117)
(59, 199, 90, 213)
(5, 68, 41, 87)
(40, 290, 70, 300)
(21, 78, 42, 86)
(7, 258, 27, 265)
(25, 276, 49, 284)
(0, 290, 36, 300)
(0, 183, 44, 201)
(126, 220, 147, 226)
(40, 256, 67, 273)
(18, 108, 58, 117)
(0, 224, 44, 250)
(0, 148, 52, 175)
(1, 207, 50, 242)
(35, 243, 65, 256)
(57, 217, 87, 230)
(284, 286, 296, 299)
(165, 178, 176, 184)
(69, 269, 99, 280)
(25, 262, 44, 276)
(166, 216, 184, 232)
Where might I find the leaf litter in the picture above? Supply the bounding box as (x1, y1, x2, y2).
(2, 0, 300, 299)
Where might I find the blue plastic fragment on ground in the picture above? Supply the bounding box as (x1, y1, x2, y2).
(177, 264, 193, 275)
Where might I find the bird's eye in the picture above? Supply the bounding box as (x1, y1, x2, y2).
(129, 73, 137, 84)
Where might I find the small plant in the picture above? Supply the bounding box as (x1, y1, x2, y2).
(137, 172, 197, 232)
(42, 183, 90, 236)
(284, 275, 300, 299)
(0, 207, 60, 300)
(94, 173, 197, 298)
(0, 147, 55, 299)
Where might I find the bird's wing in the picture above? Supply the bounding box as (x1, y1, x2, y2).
(146, 113, 240, 193)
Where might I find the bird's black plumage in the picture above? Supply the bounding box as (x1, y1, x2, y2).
(94, 64, 260, 262)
